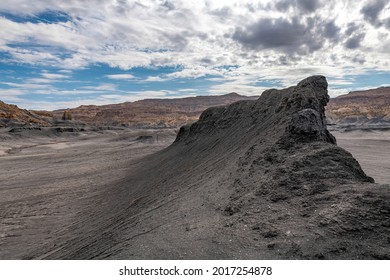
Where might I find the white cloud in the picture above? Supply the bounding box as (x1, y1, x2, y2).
(41, 73, 69, 79)
(143, 76, 167, 82)
(0, 1, 388, 74)
(0, 0, 390, 105)
(0, 88, 25, 103)
(105, 74, 135, 80)
(0, 82, 51, 89)
(82, 83, 117, 91)
(58, 69, 72, 74)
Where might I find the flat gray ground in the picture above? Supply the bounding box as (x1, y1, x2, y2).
(332, 129, 390, 184)
(0, 128, 176, 259)
(0, 127, 388, 259)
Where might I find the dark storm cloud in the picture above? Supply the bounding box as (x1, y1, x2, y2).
(232, 17, 319, 54)
(232, 17, 339, 55)
(274, 0, 321, 13)
(344, 23, 366, 50)
(345, 22, 360, 36)
(361, 0, 386, 26)
(345, 33, 366, 49)
(323, 21, 341, 41)
(296, 0, 321, 13)
(274, 0, 291, 12)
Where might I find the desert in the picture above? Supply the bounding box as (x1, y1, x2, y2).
(1, 76, 389, 259)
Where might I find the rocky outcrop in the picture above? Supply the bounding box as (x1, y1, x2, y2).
(0, 100, 52, 128)
(176, 76, 336, 144)
(152, 76, 388, 259)
(25, 76, 390, 260)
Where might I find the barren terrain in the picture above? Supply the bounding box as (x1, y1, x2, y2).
(332, 129, 390, 184)
(1, 76, 389, 260)
(0, 128, 176, 259)
(1, 126, 388, 259)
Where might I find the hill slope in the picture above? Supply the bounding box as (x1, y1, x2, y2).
(327, 87, 390, 125)
(30, 76, 390, 260)
(0, 100, 51, 128)
(52, 93, 258, 128)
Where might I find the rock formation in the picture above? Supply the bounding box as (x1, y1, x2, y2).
(0, 100, 52, 128)
(121, 75, 388, 259)
(24, 76, 390, 260)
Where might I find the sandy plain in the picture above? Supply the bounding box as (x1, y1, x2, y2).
(332, 129, 390, 184)
(0, 128, 176, 259)
(0, 127, 388, 259)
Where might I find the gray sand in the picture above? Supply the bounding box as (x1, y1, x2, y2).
(0, 128, 176, 259)
(332, 129, 390, 184)
(0, 127, 388, 259)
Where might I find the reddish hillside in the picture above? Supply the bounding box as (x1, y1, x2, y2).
(53, 93, 258, 128)
(0, 100, 52, 127)
(327, 87, 390, 125)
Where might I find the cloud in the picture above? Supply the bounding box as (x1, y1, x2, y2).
(41, 73, 69, 79)
(143, 76, 167, 82)
(105, 74, 135, 80)
(274, 0, 322, 13)
(0, 0, 390, 109)
(323, 21, 341, 42)
(296, 0, 322, 13)
(0, 88, 25, 102)
(82, 83, 117, 91)
(361, 0, 386, 26)
(345, 22, 360, 36)
(0, 82, 51, 89)
(165, 67, 223, 79)
(232, 17, 323, 54)
(0, 0, 388, 72)
(58, 69, 72, 74)
(345, 33, 366, 49)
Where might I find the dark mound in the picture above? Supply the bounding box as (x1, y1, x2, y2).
(28, 76, 390, 260)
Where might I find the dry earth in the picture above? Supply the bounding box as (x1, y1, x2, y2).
(0, 127, 389, 260)
(0, 76, 389, 260)
(332, 129, 390, 184)
(0, 128, 176, 259)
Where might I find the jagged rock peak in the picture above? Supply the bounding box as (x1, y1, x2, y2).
(175, 75, 335, 145)
(297, 75, 328, 90)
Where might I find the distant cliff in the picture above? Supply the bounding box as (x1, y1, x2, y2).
(2, 86, 390, 129)
(52, 93, 258, 128)
(327, 87, 390, 126)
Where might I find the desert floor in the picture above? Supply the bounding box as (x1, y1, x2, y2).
(0, 128, 176, 259)
(0, 127, 388, 259)
(332, 129, 390, 185)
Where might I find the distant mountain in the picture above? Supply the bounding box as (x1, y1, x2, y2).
(3, 87, 389, 129)
(0, 100, 52, 128)
(53, 93, 258, 128)
(327, 87, 390, 125)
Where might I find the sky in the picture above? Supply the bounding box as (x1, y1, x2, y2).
(0, 0, 389, 110)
